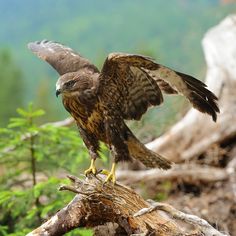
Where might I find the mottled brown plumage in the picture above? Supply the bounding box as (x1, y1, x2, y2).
(28, 40, 220, 181)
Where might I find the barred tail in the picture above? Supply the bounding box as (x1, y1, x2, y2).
(126, 134, 172, 169)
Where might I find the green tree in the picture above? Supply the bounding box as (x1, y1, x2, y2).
(0, 104, 97, 235)
(0, 50, 24, 127)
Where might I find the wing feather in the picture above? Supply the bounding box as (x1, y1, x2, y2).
(99, 53, 219, 121)
(28, 40, 99, 75)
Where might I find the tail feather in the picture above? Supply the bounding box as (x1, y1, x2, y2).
(127, 135, 172, 169)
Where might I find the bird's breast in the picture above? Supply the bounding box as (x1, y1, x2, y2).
(77, 104, 107, 141)
(83, 109, 103, 131)
(63, 96, 107, 141)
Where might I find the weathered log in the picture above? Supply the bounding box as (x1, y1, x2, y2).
(27, 175, 225, 236)
(146, 15, 236, 163)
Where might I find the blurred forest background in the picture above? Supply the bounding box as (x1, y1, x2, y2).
(1, 0, 236, 235)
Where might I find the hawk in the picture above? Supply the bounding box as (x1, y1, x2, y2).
(28, 40, 219, 183)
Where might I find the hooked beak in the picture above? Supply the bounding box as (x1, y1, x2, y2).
(56, 89, 61, 97)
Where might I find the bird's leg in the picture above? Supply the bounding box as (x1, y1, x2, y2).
(78, 128, 99, 176)
(99, 145, 117, 184)
(84, 158, 97, 176)
(84, 150, 98, 176)
(102, 115, 129, 184)
(102, 162, 116, 184)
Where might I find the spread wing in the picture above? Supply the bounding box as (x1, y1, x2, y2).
(28, 40, 99, 75)
(98, 53, 219, 121)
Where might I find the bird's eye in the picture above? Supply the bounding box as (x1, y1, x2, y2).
(65, 80, 76, 87)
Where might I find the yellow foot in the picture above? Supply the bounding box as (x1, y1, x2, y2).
(101, 163, 116, 184)
(84, 159, 97, 176)
(100, 169, 110, 176)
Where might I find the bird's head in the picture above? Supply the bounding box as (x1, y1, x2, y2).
(56, 72, 93, 98)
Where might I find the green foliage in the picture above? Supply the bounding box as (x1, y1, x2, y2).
(65, 228, 93, 236)
(0, 104, 95, 235)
